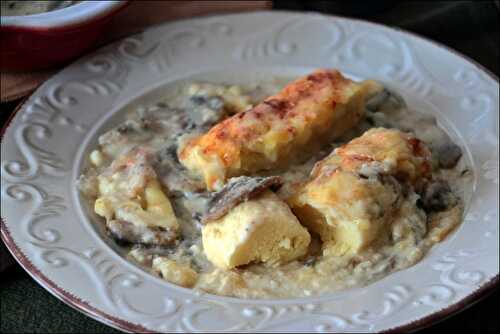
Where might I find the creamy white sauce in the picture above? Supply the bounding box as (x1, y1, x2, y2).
(78, 79, 470, 299)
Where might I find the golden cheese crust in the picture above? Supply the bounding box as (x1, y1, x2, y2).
(179, 69, 373, 190)
(333, 127, 432, 183)
(289, 128, 432, 255)
(290, 169, 400, 255)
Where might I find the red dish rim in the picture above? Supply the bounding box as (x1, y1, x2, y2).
(1, 11, 498, 333)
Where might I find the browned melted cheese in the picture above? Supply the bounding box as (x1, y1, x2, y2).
(179, 70, 373, 190)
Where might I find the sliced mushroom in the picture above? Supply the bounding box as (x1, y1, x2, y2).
(154, 143, 206, 194)
(187, 95, 226, 129)
(107, 220, 177, 246)
(434, 143, 462, 169)
(202, 176, 283, 223)
(365, 89, 406, 112)
(378, 174, 406, 205)
(420, 180, 457, 212)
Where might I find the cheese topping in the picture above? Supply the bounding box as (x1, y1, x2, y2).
(179, 70, 376, 190)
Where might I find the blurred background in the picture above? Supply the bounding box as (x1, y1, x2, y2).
(1, 1, 498, 333)
(276, 1, 499, 76)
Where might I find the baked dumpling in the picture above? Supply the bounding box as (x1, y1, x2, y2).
(289, 169, 401, 256)
(334, 127, 432, 184)
(289, 128, 432, 255)
(94, 149, 179, 245)
(179, 69, 378, 190)
(202, 191, 310, 269)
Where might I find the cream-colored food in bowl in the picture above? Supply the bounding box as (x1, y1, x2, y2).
(0, 1, 81, 16)
(78, 69, 469, 298)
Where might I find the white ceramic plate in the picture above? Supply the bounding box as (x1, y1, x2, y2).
(1, 11, 498, 333)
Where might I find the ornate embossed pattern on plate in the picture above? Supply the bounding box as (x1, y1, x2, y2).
(1, 11, 498, 333)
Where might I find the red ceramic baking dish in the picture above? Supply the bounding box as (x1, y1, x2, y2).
(1, 1, 128, 71)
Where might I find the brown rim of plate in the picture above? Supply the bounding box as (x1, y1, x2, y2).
(1, 11, 499, 333)
(0, 220, 153, 333)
